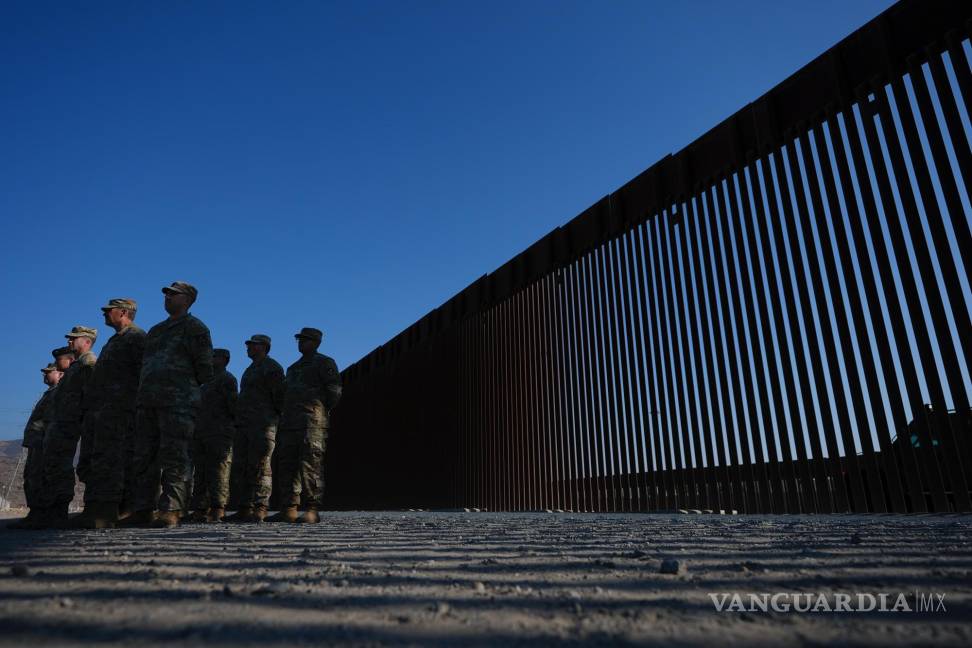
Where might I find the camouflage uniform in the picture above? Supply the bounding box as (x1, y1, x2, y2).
(190, 366, 238, 510)
(22, 378, 57, 509)
(236, 355, 285, 510)
(40, 344, 97, 507)
(77, 408, 96, 485)
(269, 449, 282, 509)
(82, 320, 146, 510)
(134, 312, 213, 513)
(228, 427, 247, 508)
(277, 350, 342, 508)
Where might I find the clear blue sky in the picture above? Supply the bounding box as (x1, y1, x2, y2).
(0, 0, 896, 441)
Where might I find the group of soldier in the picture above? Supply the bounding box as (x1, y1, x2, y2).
(10, 281, 342, 530)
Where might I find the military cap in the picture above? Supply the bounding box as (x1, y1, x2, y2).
(65, 325, 97, 342)
(294, 327, 323, 342)
(213, 348, 231, 359)
(101, 297, 137, 313)
(51, 346, 73, 359)
(161, 281, 198, 302)
(244, 334, 272, 347)
(41, 363, 57, 373)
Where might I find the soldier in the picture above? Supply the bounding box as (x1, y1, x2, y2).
(125, 281, 213, 529)
(71, 298, 147, 528)
(188, 348, 237, 523)
(269, 327, 341, 524)
(34, 327, 97, 528)
(226, 334, 284, 523)
(7, 362, 63, 529)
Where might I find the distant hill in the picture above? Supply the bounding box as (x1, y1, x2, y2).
(0, 438, 84, 511)
(0, 439, 26, 508)
(0, 438, 21, 459)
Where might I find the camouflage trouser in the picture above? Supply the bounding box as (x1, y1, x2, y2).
(227, 427, 248, 509)
(83, 410, 136, 507)
(133, 406, 195, 513)
(189, 435, 204, 509)
(190, 433, 234, 509)
(241, 424, 276, 510)
(39, 420, 81, 507)
(76, 411, 97, 485)
(275, 426, 326, 508)
(23, 445, 44, 509)
(269, 448, 282, 509)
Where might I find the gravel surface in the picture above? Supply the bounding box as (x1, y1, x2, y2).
(1, 511, 970, 646)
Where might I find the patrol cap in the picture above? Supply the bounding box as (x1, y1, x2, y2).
(101, 297, 137, 313)
(65, 325, 97, 342)
(244, 334, 271, 347)
(51, 346, 73, 359)
(162, 281, 198, 302)
(41, 363, 57, 373)
(294, 327, 323, 343)
(213, 348, 231, 360)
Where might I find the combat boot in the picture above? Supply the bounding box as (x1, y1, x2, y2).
(298, 507, 320, 524)
(6, 509, 40, 530)
(266, 506, 299, 523)
(150, 511, 181, 529)
(242, 505, 267, 523)
(38, 504, 69, 529)
(116, 510, 155, 528)
(70, 502, 118, 529)
(91, 502, 120, 529)
(205, 508, 225, 523)
(224, 506, 252, 523)
(186, 509, 208, 524)
(67, 506, 93, 529)
(24, 507, 57, 530)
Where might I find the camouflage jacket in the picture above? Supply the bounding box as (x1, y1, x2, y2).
(197, 368, 238, 436)
(137, 313, 214, 409)
(237, 356, 285, 430)
(22, 385, 57, 448)
(86, 323, 146, 415)
(53, 351, 97, 423)
(281, 352, 342, 429)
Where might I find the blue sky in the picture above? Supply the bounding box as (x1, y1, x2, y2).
(0, 0, 898, 441)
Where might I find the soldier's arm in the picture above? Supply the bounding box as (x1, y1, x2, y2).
(24, 412, 45, 440)
(188, 323, 214, 387)
(78, 355, 97, 417)
(269, 365, 286, 416)
(42, 389, 56, 425)
(22, 396, 48, 447)
(225, 375, 238, 420)
(319, 357, 342, 411)
(131, 330, 146, 385)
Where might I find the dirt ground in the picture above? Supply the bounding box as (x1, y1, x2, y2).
(0, 511, 970, 647)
